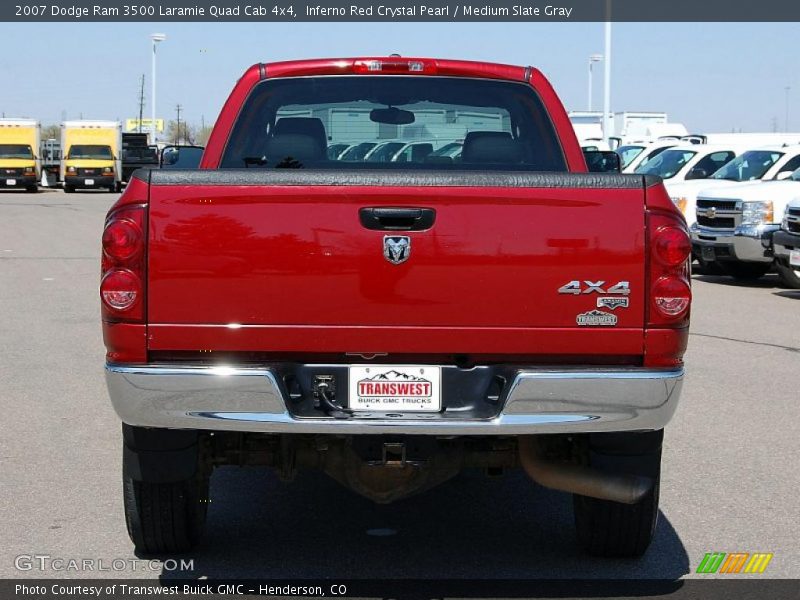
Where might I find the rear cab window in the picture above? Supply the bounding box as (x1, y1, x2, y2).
(220, 76, 567, 171)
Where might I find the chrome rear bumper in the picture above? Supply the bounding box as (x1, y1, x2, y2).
(106, 364, 683, 435)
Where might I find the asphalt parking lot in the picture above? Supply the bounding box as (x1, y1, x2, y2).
(1, 189, 798, 581)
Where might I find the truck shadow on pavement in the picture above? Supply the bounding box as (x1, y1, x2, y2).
(157, 466, 689, 581)
(692, 273, 785, 288)
(772, 290, 800, 300)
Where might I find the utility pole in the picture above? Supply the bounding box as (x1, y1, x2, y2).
(602, 0, 612, 145)
(175, 104, 183, 144)
(137, 74, 146, 133)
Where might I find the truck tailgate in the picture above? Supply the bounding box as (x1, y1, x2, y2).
(145, 171, 647, 356)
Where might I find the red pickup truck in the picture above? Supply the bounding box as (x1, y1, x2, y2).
(102, 57, 690, 558)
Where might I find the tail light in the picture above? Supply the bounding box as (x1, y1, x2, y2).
(101, 204, 147, 322)
(23, 167, 36, 176)
(653, 226, 692, 267)
(101, 269, 140, 311)
(652, 277, 691, 317)
(647, 215, 692, 326)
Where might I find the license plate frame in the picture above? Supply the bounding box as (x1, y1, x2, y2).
(6, 179, 16, 186)
(348, 365, 442, 413)
(84, 178, 95, 186)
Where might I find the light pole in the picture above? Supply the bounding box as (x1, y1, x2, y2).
(150, 33, 167, 143)
(587, 54, 603, 112)
(602, 0, 612, 145)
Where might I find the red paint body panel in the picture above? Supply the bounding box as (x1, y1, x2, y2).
(103, 322, 147, 363)
(147, 184, 646, 334)
(643, 327, 689, 368)
(147, 324, 644, 356)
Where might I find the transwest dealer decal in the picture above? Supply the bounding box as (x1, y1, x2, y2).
(576, 310, 617, 326)
(358, 371, 432, 398)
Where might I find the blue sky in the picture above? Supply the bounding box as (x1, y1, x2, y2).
(1, 22, 797, 132)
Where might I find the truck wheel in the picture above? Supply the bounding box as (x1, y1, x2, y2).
(122, 426, 209, 554)
(64, 186, 75, 194)
(123, 475, 209, 554)
(573, 430, 663, 557)
(776, 261, 800, 289)
(720, 262, 770, 281)
(25, 185, 38, 193)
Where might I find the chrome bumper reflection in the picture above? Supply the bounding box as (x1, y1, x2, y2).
(690, 224, 777, 263)
(106, 364, 684, 435)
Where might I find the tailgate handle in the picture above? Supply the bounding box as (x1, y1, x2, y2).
(359, 207, 436, 231)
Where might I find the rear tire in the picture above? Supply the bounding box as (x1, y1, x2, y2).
(63, 185, 75, 194)
(776, 261, 800, 289)
(25, 185, 38, 193)
(720, 262, 770, 281)
(122, 426, 209, 554)
(573, 431, 663, 558)
(123, 474, 209, 554)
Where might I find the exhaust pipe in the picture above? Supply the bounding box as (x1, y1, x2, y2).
(518, 437, 652, 505)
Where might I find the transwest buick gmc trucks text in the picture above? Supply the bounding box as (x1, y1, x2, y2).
(102, 57, 691, 557)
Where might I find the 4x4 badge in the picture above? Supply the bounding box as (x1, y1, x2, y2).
(384, 236, 411, 265)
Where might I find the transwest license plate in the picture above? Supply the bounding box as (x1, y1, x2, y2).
(790, 249, 800, 267)
(84, 178, 95, 186)
(6, 179, 16, 186)
(348, 365, 442, 412)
